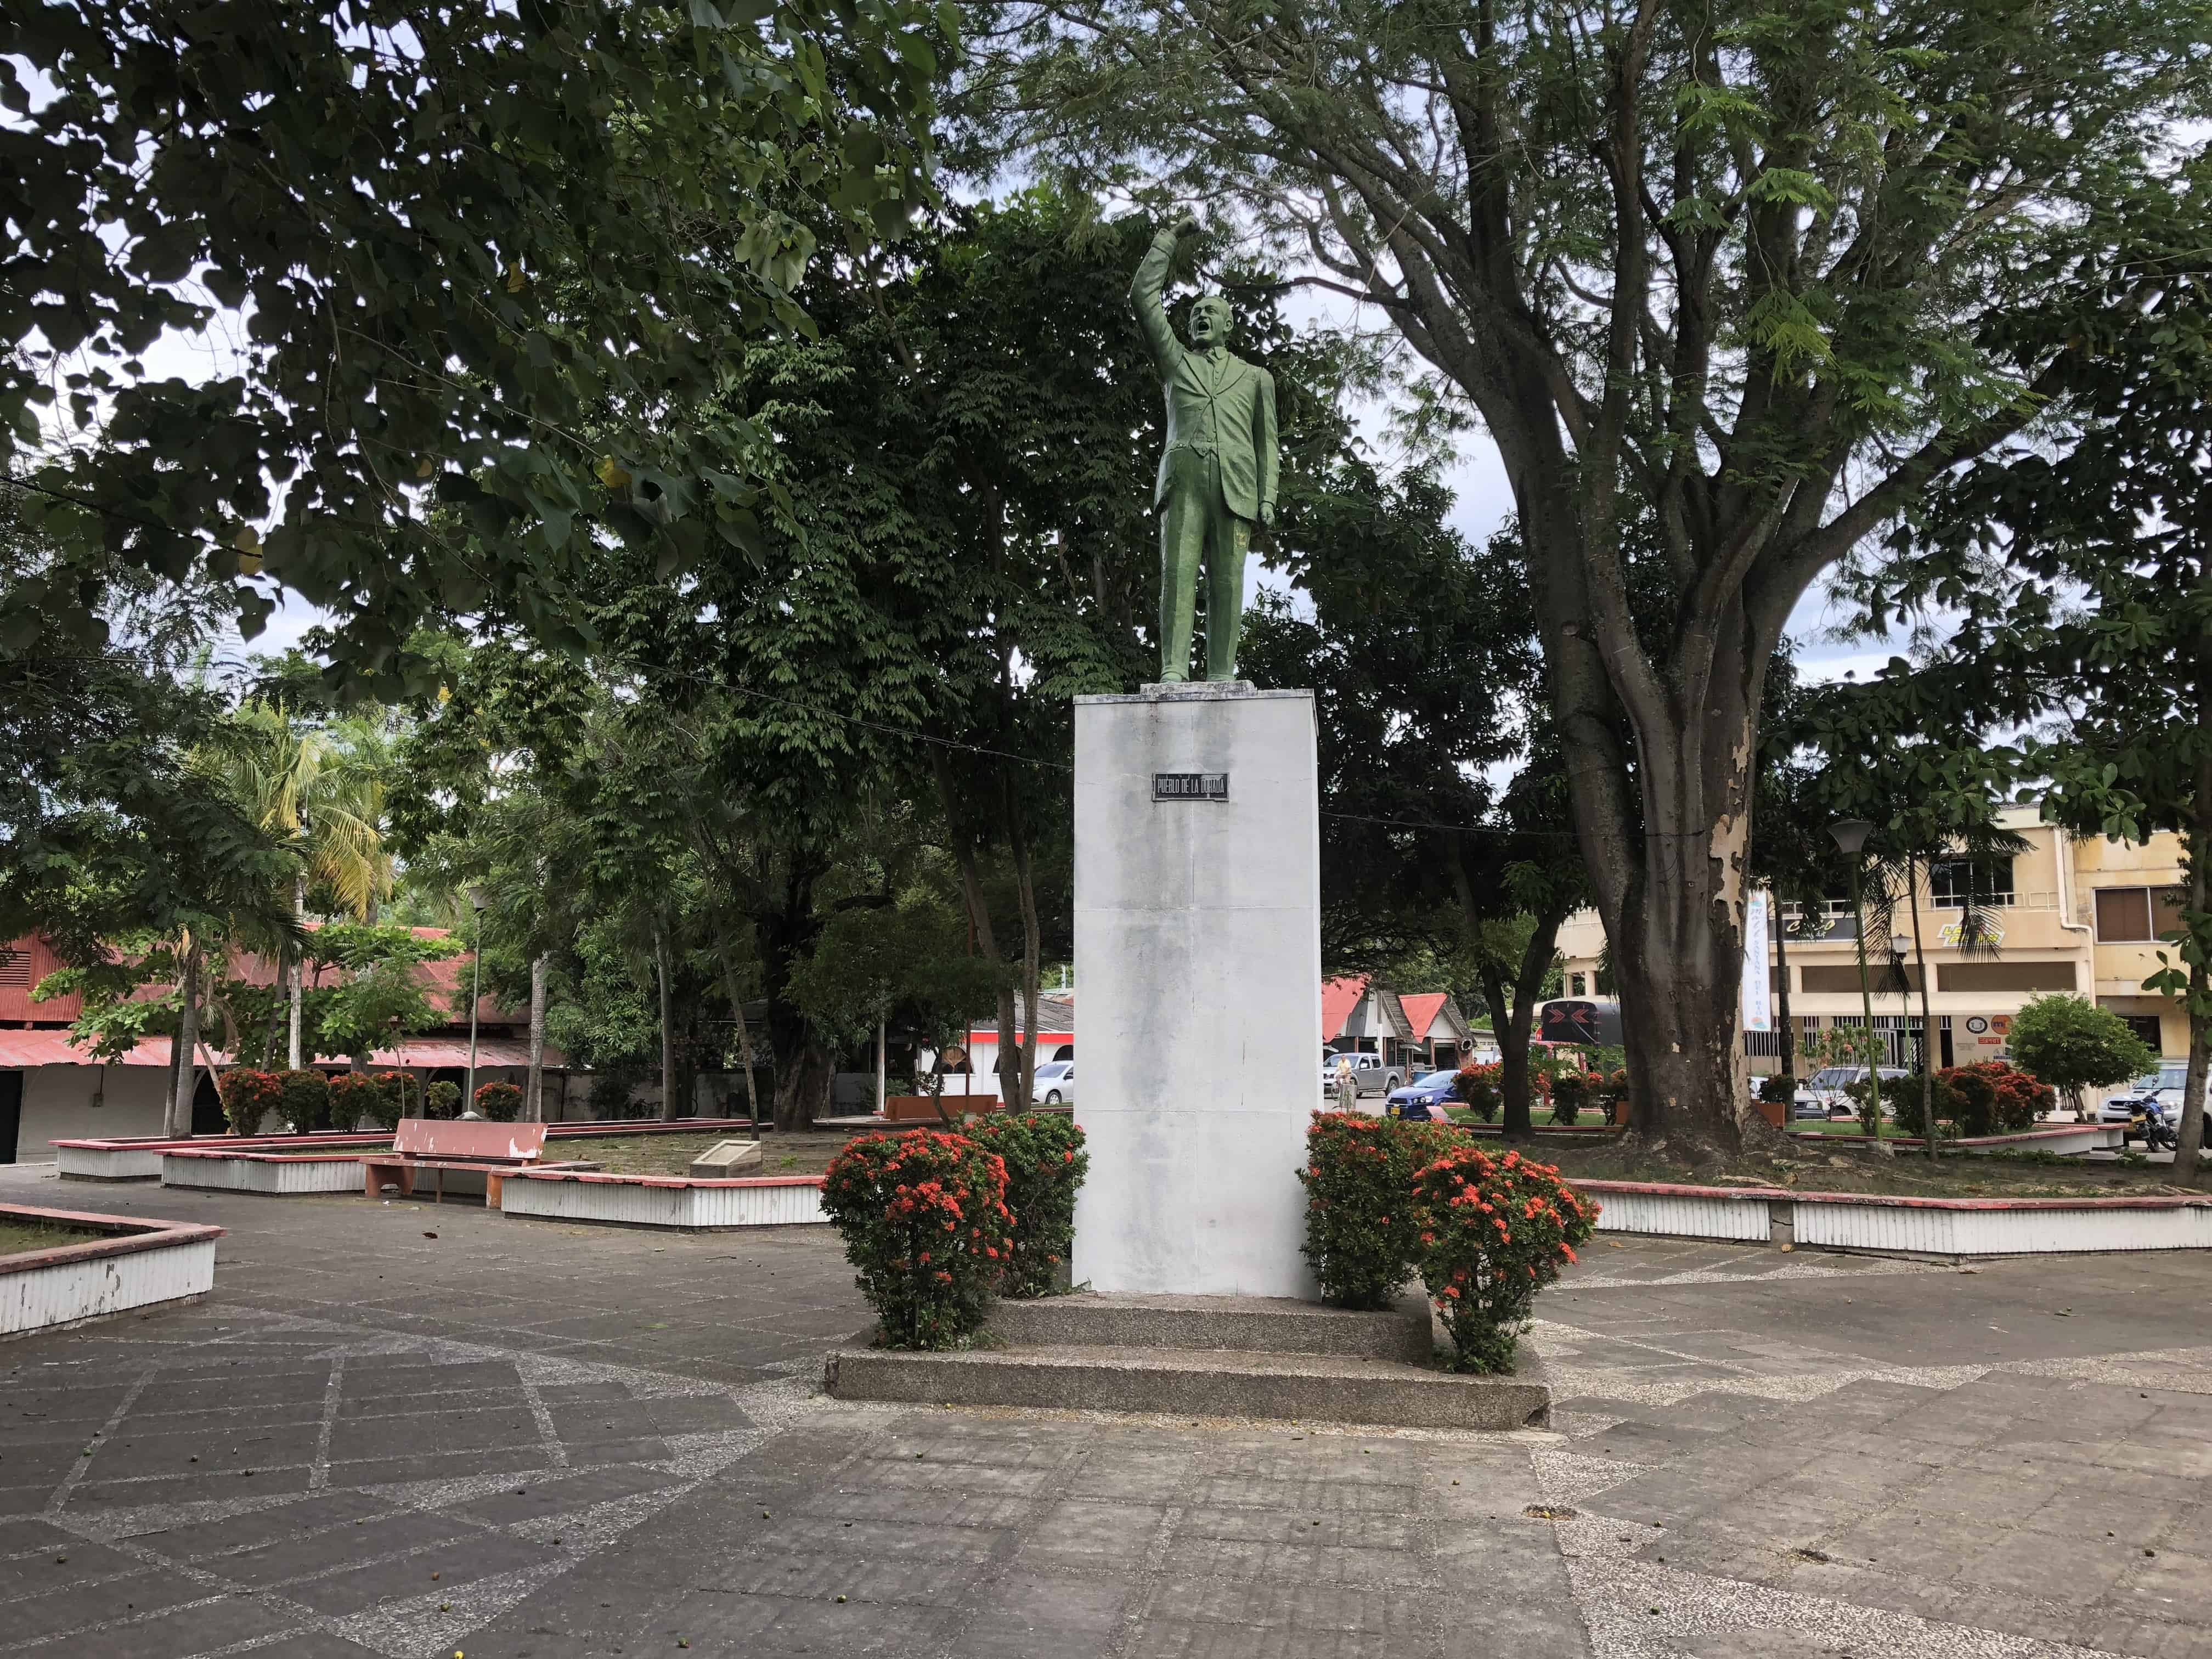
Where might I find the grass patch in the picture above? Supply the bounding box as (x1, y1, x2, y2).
(548, 1130, 862, 1178)
(1530, 1136, 2207, 1200)
(0, 1218, 110, 1259)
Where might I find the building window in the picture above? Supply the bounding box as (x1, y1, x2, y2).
(2093, 886, 2185, 943)
(2116, 1013, 2164, 1054)
(1570, 973, 1587, 996)
(1936, 961, 2077, 992)
(1929, 857, 2015, 909)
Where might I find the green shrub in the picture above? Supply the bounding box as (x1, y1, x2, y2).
(821, 1128, 1014, 1349)
(1843, 1072, 1888, 1136)
(1547, 1070, 1586, 1126)
(1296, 1111, 1457, 1310)
(275, 1068, 330, 1135)
(1891, 1062, 2054, 1138)
(586, 1065, 647, 1119)
(2008, 994, 2158, 1115)
(1451, 1063, 1501, 1122)
(1885, 1079, 1959, 1141)
(327, 1071, 382, 1132)
(217, 1069, 284, 1136)
(425, 1080, 461, 1119)
(475, 1080, 524, 1121)
(1757, 1073, 1795, 1104)
(1412, 1144, 1597, 1373)
(368, 1070, 423, 1128)
(964, 1112, 1088, 1298)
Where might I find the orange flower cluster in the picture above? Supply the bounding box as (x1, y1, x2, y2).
(1297, 1111, 1458, 1309)
(1409, 1144, 1596, 1374)
(966, 1111, 1090, 1299)
(823, 1128, 1017, 1350)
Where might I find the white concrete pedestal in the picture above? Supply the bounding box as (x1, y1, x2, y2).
(1070, 684, 1322, 1297)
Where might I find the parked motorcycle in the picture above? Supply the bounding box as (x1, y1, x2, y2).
(2130, 1101, 2178, 1153)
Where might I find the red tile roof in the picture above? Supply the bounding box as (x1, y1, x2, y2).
(1399, 992, 1448, 1040)
(1, 928, 518, 1029)
(1321, 976, 1369, 1042)
(0, 1028, 558, 1070)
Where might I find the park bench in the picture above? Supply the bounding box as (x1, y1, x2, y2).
(362, 1119, 585, 1206)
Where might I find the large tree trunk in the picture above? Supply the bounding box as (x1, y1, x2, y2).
(526, 954, 547, 1122)
(169, 942, 203, 1138)
(1472, 902, 1571, 1139)
(933, 753, 1016, 1116)
(774, 1040, 833, 1130)
(2175, 716, 2212, 1181)
(1773, 906, 1796, 1085)
(1006, 776, 1042, 1118)
(1545, 563, 1767, 1159)
(287, 872, 305, 1070)
(747, 853, 834, 1131)
(654, 929, 677, 1120)
(720, 957, 763, 1133)
(1909, 857, 1939, 1161)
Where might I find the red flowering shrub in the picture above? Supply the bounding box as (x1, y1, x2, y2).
(1452, 1063, 1501, 1122)
(328, 1071, 383, 1131)
(474, 1080, 524, 1122)
(965, 1112, 1089, 1298)
(821, 1129, 1015, 1349)
(217, 1069, 283, 1136)
(1412, 1144, 1597, 1374)
(1951, 1061, 2052, 1132)
(1297, 1112, 1458, 1309)
(1893, 1060, 2055, 1137)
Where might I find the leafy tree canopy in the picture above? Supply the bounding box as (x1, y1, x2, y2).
(965, 0, 2212, 1150)
(2007, 994, 2159, 1114)
(4, 0, 950, 680)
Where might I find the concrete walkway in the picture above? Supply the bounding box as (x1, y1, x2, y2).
(0, 1163, 2205, 1656)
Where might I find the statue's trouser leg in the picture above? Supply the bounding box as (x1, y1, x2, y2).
(1157, 451, 1207, 681)
(1204, 501, 1252, 682)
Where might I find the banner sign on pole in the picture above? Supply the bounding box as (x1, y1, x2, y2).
(1742, 893, 1772, 1032)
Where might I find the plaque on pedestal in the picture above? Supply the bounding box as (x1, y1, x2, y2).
(1070, 682, 1323, 1297)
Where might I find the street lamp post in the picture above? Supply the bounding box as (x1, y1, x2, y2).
(1830, 821, 1882, 1142)
(465, 887, 487, 1118)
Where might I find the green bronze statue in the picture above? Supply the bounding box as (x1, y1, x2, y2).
(1131, 214, 1279, 683)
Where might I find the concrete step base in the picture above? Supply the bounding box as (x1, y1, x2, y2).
(986, 1291, 1430, 1361)
(825, 1341, 1549, 1431)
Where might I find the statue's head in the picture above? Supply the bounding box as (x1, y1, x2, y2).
(1187, 294, 1234, 349)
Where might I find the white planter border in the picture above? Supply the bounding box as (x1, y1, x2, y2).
(53, 1116, 766, 1181)
(501, 1170, 825, 1229)
(1579, 1179, 2212, 1257)
(0, 1204, 222, 1337)
(160, 1152, 369, 1196)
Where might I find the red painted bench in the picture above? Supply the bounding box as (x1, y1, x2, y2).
(362, 1119, 580, 1206)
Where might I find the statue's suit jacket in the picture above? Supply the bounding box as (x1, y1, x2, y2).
(1130, 232, 1279, 524)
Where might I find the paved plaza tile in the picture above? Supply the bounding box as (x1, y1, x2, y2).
(0, 1165, 2207, 1656)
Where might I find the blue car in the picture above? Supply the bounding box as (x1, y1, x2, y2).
(1385, 1070, 1461, 1122)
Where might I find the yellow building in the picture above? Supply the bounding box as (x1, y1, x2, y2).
(1554, 803, 2189, 1073)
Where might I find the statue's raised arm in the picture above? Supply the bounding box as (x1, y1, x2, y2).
(1128, 213, 1200, 373)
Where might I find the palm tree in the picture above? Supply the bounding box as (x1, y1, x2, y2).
(1863, 822, 2028, 1157)
(200, 702, 392, 1068)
